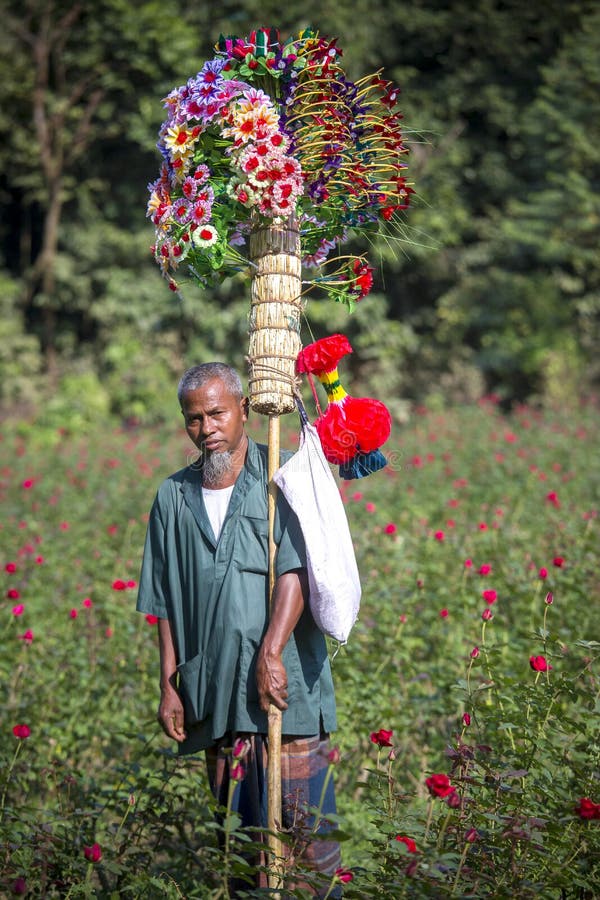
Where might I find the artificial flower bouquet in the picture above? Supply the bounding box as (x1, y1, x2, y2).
(147, 27, 412, 309)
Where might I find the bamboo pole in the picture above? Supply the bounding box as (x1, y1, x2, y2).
(267, 415, 283, 893)
(248, 218, 303, 893)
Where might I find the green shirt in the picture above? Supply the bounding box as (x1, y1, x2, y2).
(137, 437, 337, 754)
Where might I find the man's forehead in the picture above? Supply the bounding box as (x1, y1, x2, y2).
(182, 379, 241, 407)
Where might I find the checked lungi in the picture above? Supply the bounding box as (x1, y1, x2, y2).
(205, 732, 342, 897)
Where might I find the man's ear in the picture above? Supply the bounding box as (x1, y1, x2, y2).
(242, 396, 250, 419)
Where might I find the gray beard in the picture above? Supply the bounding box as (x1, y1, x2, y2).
(202, 450, 233, 488)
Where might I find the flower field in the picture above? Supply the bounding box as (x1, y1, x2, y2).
(1, 397, 599, 898)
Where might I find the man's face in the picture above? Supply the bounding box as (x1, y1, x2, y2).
(181, 378, 248, 458)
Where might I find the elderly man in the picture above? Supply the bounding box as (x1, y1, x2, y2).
(137, 362, 341, 893)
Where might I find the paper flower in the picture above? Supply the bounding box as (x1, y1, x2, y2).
(297, 334, 391, 478)
(147, 28, 412, 301)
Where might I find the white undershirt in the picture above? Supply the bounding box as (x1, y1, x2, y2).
(202, 485, 235, 541)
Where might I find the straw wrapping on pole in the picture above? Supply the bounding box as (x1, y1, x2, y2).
(248, 219, 303, 416)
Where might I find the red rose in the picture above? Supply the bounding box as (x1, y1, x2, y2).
(529, 655, 552, 672)
(335, 867, 354, 884)
(395, 835, 417, 853)
(370, 728, 393, 747)
(425, 773, 456, 798)
(83, 843, 102, 862)
(575, 797, 600, 820)
(12, 724, 31, 739)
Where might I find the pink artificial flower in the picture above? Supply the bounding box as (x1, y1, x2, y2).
(145, 614, 159, 625)
(470, 647, 480, 659)
(439, 608, 449, 618)
(18, 630, 34, 644)
(12, 605, 25, 617)
(5, 562, 17, 573)
(384, 523, 397, 535)
(82, 598, 93, 609)
(434, 530, 445, 541)
(22, 479, 34, 489)
(545, 592, 554, 605)
(464, 559, 473, 569)
(478, 563, 492, 576)
(482, 608, 493, 621)
(462, 713, 471, 726)
(539, 567, 548, 579)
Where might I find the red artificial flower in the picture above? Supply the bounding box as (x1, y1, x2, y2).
(12, 605, 24, 617)
(315, 397, 391, 464)
(425, 773, 456, 798)
(545, 592, 554, 605)
(145, 614, 159, 625)
(529, 655, 552, 672)
(13, 724, 31, 739)
(465, 827, 479, 842)
(478, 563, 492, 576)
(470, 647, 480, 659)
(395, 835, 417, 853)
(370, 728, 393, 747)
(7, 588, 20, 599)
(384, 523, 397, 535)
(462, 713, 471, 726)
(539, 567, 548, 579)
(546, 490, 560, 507)
(553, 556, 564, 567)
(482, 589, 497, 605)
(296, 334, 352, 375)
(440, 609, 449, 618)
(5, 562, 17, 574)
(112, 579, 127, 590)
(83, 843, 102, 862)
(12, 877, 27, 895)
(482, 608, 493, 621)
(575, 797, 600, 820)
(18, 630, 34, 644)
(69, 609, 78, 619)
(434, 530, 445, 541)
(22, 479, 34, 489)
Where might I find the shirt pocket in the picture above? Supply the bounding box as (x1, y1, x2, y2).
(177, 652, 215, 725)
(233, 514, 269, 574)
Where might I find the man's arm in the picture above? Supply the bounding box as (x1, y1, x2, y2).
(157, 617, 187, 743)
(256, 568, 308, 712)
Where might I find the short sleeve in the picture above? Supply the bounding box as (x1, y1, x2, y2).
(274, 493, 307, 576)
(136, 494, 170, 619)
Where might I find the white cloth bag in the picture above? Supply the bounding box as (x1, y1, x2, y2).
(273, 418, 361, 643)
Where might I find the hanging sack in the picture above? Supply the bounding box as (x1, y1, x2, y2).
(273, 408, 361, 643)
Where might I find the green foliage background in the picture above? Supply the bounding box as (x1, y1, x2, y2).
(1, 0, 599, 421)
